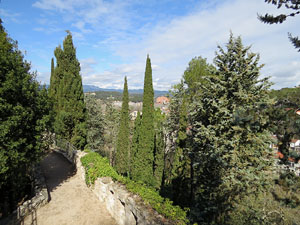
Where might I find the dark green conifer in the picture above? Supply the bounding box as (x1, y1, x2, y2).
(115, 76, 130, 175)
(0, 20, 50, 215)
(49, 58, 55, 97)
(132, 55, 155, 186)
(51, 31, 87, 149)
(130, 111, 141, 177)
(153, 108, 165, 189)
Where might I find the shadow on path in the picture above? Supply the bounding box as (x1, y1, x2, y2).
(41, 151, 76, 194)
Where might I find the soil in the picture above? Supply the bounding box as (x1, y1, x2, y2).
(22, 151, 117, 225)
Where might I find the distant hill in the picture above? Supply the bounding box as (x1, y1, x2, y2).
(44, 84, 168, 98)
(83, 85, 169, 97)
(83, 85, 102, 92)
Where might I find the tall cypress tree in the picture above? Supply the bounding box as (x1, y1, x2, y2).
(49, 57, 59, 115)
(132, 55, 155, 186)
(115, 76, 130, 175)
(153, 108, 165, 189)
(131, 111, 141, 177)
(51, 31, 87, 149)
(49, 58, 54, 96)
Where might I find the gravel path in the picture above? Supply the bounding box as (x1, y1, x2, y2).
(22, 152, 117, 225)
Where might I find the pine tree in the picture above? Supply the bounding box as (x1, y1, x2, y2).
(132, 55, 155, 186)
(0, 20, 50, 215)
(190, 34, 274, 223)
(51, 31, 87, 149)
(115, 76, 130, 175)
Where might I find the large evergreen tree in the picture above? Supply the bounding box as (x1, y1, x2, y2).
(115, 76, 130, 175)
(132, 55, 155, 186)
(153, 108, 166, 189)
(130, 111, 141, 177)
(49, 58, 55, 98)
(51, 31, 87, 149)
(103, 99, 120, 164)
(165, 57, 214, 206)
(85, 95, 105, 153)
(190, 34, 274, 224)
(0, 20, 50, 215)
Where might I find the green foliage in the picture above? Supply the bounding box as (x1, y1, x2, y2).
(50, 31, 87, 149)
(269, 87, 300, 106)
(132, 55, 155, 186)
(165, 57, 215, 207)
(103, 99, 120, 163)
(81, 152, 188, 224)
(228, 172, 300, 225)
(115, 77, 130, 175)
(153, 108, 166, 188)
(183, 56, 215, 97)
(130, 111, 141, 175)
(81, 152, 120, 185)
(268, 87, 300, 163)
(188, 34, 274, 224)
(0, 20, 50, 215)
(85, 95, 105, 153)
(94, 91, 144, 102)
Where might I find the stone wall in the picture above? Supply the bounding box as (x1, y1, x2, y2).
(74, 151, 174, 225)
(0, 165, 49, 225)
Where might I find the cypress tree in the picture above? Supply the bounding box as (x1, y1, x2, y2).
(153, 108, 165, 189)
(115, 76, 130, 175)
(130, 111, 141, 177)
(132, 55, 155, 186)
(49, 58, 54, 97)
(51, 31, 87, 149)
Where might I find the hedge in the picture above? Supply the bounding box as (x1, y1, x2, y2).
(81, 152, 188, 224)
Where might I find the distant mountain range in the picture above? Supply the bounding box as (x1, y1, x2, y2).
(44, 84, 169, 96)
(83, 85, 169, 96)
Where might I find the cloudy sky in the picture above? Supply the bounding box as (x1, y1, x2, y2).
(0, 0, 299, 90)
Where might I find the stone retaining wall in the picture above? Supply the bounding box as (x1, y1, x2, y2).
(0, 165, 49, 225)
(74, 151, 174, 225)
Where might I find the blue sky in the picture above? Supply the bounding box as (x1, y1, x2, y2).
(0, 0, 299, 90)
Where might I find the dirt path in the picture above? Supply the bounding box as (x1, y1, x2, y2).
(22, 152, 117, 225)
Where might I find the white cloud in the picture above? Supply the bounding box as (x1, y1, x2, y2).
(112, 0, 300, 90)
(32, 0, 300, 90)
(33, 0, 81, 11)
(0, 9, 21, 23)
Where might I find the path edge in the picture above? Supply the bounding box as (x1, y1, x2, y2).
(0, 164, 49, 225)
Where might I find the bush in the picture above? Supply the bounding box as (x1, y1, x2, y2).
(81, 152, 188, 224)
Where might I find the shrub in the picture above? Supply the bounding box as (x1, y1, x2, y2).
(81, 152, 188, 224)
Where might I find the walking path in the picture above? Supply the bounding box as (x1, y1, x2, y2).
(22, 152, 117, 225)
